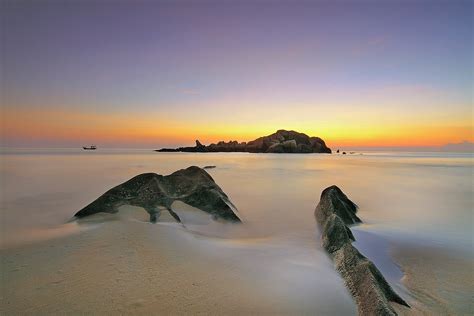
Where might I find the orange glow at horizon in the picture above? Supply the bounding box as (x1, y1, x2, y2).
(2, 106, 472, 148)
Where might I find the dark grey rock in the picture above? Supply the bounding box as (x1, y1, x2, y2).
(156, 130, 331, 153)
(74, 166, 241, 223)
(315, 185, 409, 315)
(316, 185, 361, 225)
(321, 213, 355, 253)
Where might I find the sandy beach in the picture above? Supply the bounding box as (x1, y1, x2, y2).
(1, 206, 356, 315)
(2, 206, 472, 315)
(2, 0, 472, 313)
(392, 245, 473, 315)
(1, 150, 472, 314)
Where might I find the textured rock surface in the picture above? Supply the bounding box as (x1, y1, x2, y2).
(315, 185, 409, 315)
(156, 130, 331, 153)
(315, 186, 361, 225)
(74, 166, 241, 223)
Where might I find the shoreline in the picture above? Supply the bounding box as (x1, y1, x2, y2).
(1, 206, 356, 315)
(1, 206, 472, 314)
(391, 243, 473, 315)
(1, 151, 472, 314)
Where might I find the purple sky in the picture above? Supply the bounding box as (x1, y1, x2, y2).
(1, 0, 472, 148)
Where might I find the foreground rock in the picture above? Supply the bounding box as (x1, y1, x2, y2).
(156, 129, 331, 153)
(315, 186, 409, 315)
(74, 166, 241, 223)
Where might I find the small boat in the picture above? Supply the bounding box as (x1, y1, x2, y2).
(83, 145, 97, 150)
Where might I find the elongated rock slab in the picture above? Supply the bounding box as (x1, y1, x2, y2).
(74, 166, 241, 223)
(315, 185, 409, 315)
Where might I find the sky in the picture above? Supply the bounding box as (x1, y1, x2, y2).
(1, 0, 472, 149)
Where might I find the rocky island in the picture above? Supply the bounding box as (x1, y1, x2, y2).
(74, 166, 241, 223)
(156, 129, 331, 153)
(315, 186, 410, 315)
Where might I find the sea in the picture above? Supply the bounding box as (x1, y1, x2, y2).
(0, 148, 472, 313)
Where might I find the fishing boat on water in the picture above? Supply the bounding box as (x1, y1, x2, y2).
(82, 145, 97, 150)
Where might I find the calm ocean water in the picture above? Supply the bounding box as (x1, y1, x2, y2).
(1, 148, 472, 252)
(1, 148, 472, 313)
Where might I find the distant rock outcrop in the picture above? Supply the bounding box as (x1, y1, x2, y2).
(315, 186, 409, 315)
(74, 166, 241, 223)
(156, 130, 331, 153)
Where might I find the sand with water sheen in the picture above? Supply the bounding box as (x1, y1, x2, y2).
(1, 149, 472, 314)
(1, 206, 356, 314)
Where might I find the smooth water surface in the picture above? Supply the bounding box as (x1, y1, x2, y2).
(1, 148, 472, 313)
(1, 148, 472, 250)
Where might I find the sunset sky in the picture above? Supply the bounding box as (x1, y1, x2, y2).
(1, 0, 472, 149)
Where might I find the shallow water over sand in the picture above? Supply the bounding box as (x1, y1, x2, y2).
(0, 149, 472, 313)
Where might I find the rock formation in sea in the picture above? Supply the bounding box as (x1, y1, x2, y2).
(315, 185, 409, 315)
(74, 166, 241, 223)
(156, 129, 331, 153)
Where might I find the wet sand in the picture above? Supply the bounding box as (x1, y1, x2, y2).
(392, 245, 473, 315)
(2, 206, 473, 314)
(1, 150, 472, 314)
(0, 206, 356, 315)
